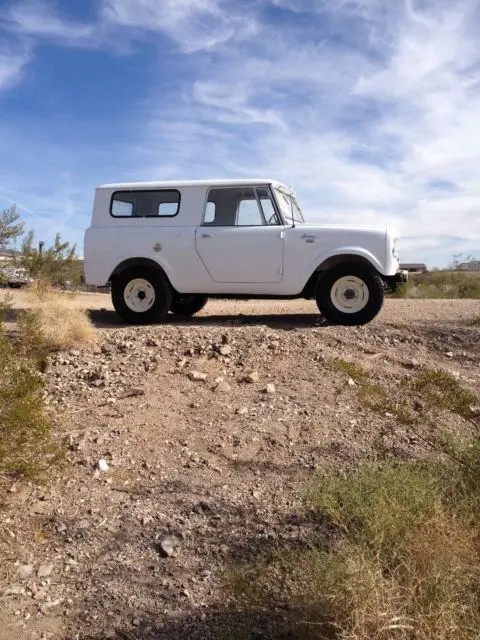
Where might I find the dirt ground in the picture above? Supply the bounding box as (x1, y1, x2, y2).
(1, 293, 479, 640)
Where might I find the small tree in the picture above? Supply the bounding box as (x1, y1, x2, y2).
(449, 253, 476, 271)
(20, 231, 80, 287)
(0, 206, 24, 285)
(0, 205, 24, 250)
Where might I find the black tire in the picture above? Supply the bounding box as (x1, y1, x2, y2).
(316, 265, 385, 326)
(111, 267, 172, 324)
(170, 294, 208, 316)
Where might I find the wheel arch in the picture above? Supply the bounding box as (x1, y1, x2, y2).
(302, 253, 381, 298)
(109, 258, 175, 291)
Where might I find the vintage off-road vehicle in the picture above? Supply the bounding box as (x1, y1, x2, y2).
(84, 179, 407, 325)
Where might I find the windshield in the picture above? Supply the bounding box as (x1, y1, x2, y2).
(274, 188, 305, 224)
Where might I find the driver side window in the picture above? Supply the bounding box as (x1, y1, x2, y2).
(257, 187, 281, 225)
(203, 186, 281, 226)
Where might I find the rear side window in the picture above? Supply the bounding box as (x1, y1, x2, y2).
(110, 190, 180, 218)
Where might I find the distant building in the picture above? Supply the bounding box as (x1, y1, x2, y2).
(400, 263, 428, 274)
(458, 260, 480, 272)
(0, 248, 20, 262)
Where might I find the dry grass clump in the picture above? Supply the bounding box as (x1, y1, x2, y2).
(23, 280, 96, 351)
(354, 367, 478, 428)
(327, 358, 368, 384)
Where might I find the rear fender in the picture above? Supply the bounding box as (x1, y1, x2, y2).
(109, 257, 176, 291)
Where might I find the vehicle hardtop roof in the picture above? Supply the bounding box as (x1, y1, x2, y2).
(97, 179, 292, 191)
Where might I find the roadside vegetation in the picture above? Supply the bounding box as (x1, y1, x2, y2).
(23, 280, 96, 351)
(19, 229, 81, 287)
(392, 269, 480, 299)
(0, 207, 94, 482)
(228, 364, 480, 640)
(0, 297, 56, 478)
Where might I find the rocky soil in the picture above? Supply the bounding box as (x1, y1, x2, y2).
(0, 297, 479, 640)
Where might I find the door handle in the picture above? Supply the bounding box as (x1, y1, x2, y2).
(201, 233, 212, 239)
(302, 234, 316, 240)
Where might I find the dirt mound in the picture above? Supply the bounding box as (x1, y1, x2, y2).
(0, 298, 479, 639)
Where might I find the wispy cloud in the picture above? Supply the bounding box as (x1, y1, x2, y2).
(4, 0, 94, 43)
(101, 0, 257, 53)
(0, 40, 30, 89)
(2, 0, 258, 53)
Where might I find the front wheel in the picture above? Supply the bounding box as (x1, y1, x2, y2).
(170, 295, 208, 316)
(111, 268, 172, 324)
(316, 266, 384, 326)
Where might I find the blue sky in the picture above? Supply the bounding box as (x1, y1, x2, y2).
(0, 0, 479, 266)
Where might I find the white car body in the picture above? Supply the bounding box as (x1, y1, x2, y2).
(85, 179, 402, 297)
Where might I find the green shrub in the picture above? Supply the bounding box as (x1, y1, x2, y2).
(306, 462, 440, 561)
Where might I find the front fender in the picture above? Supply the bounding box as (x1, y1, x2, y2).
(310, 246, 385, 275)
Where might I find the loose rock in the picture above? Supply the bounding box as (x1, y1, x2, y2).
(96, 459, 109, 473)
(158, 535, 181, 558)
(219, 345, 232, 356)
(215, 381, 232, 393)
(189, 371, 208, 382)
(5, 585, 25, 596)
(37, 563, 54, 578)
(17, 565, 34, 579)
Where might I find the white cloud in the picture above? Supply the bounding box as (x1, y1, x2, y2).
(5, 1, 94, 42)
(0, 42, 30, 89)
(101, 0, 257, 52)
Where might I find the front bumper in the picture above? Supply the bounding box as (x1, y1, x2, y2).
(384, 270, 408, 292)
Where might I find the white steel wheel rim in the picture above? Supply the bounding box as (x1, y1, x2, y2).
(124, 278, 155, 313)
(331, 276, 369, 314)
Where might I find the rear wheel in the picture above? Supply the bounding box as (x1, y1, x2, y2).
(170, 294, 208, 316)
(111, 268, 172, 324)
(316, 265, 384, 326)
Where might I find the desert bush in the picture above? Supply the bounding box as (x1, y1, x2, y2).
(23, 282, 96, 351)
(0, 296, 55, 477)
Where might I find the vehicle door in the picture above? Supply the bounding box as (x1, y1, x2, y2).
(195, 186, 284, 284)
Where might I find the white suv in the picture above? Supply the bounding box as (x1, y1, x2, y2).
(84, 179, 406, 325)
